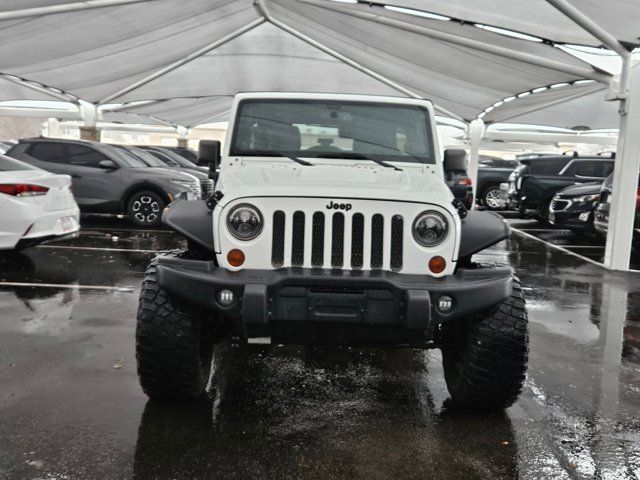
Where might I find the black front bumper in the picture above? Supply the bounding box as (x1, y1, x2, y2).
(155, 255, 513, 340)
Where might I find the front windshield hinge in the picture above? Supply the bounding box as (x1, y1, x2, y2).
(452, 198, 468, 218)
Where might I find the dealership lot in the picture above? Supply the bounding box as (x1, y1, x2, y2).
(0, 216, 638, 479)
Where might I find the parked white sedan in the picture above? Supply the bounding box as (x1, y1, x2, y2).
(0, 154, 80, 250)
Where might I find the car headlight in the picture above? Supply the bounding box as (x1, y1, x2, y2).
(227, 204, 263, 240)
(170, 179, 196, 189)
(577, 194, 599, 203)
(413, 211, 448, 247)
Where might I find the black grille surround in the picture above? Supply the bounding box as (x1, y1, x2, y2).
(270, 210, 404, 271)
(550, 199, 571, 211)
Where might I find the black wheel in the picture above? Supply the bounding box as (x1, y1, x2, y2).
(127, 190, 165, 228)
(481, 185, 506, 211)
(136, 252, 215, 400)
(441, 277, 528, 410)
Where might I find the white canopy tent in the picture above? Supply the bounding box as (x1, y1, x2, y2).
(0, 0, 638, 270)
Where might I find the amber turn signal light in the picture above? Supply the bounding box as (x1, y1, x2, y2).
(429, 256, 446, 274)
(227, 249, 245, 267)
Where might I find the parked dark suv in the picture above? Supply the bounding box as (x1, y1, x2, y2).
(508, 154, 615, 221)
(594, 173, 640, 249)
(6, 138, 202, 227)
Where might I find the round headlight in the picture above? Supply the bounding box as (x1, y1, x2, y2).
(227, 204, 263, 240)
(413, 211, 448, 247)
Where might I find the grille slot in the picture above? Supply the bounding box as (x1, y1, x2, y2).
(331, 212, 345, 268)
(371, 214, 384, 269)
(291, 211, 305, 267)
(271, 211, 285, 267)
(390, 215, 403, 271)
(351, 213, 364, 269)
(311, 212, 325, 267)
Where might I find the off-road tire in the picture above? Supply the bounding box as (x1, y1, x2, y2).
(136, 252, 214, 400)
(441, 277, 528, 410)
(127, 190, 165, 228)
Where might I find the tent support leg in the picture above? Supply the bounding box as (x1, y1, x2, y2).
(604, 60, 640, 271)
(79, 102, 100, 142)
(176, 126, 189, 148)
(467, 119, 484, 210)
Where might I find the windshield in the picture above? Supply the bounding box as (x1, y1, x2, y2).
(0, 154, 39, 171)
(154, 148, 198, 168)
(230, 99, 435, 164)
(103, 145, 147, 168)
(122, 146, 167, 167)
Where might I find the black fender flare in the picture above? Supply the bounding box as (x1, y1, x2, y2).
(162, 199, 215, 252)
(458, 210, 510, 259)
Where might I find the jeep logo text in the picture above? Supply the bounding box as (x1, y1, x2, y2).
(326, 201, 352, 211)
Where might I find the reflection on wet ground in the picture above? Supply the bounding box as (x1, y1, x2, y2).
(501, 211, 640, 270)
(0, 216, 639, 479)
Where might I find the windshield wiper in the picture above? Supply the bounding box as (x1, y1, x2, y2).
(241, 149, 314, 166)
(314, 152, 403, 171)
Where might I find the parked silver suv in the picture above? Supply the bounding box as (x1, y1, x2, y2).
(6, 138, 201, 227)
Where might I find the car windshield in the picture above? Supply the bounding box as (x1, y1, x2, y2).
(0, 154, 39, 171)
(122, 146, 167, 167)
(230, 99, 435, 164)
(103, 145, 147, 168)
(154, 148, 198, 168)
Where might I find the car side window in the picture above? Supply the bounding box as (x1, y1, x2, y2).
(29, 143, 65, 163)
(67, 144, 109, 168)
(576, 161, 613, 178)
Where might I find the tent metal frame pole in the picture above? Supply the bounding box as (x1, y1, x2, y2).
(307, 0, 612, 84)
(0, 74, 77, 103)
(545, 0, 637, 270)
(255, 0, 465, 122)
(467, 119, 484, 210)
(603, 59, 640, 271)
(99, 100, 164, 113)
(98, 18, 266, 104)
(483, 130, 617, 145)
(544, 0, 631, 104)
(0, 0, 152, 20)
(544, 0, 630, 58)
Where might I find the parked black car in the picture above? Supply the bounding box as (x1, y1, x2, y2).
(445, 169, 473, 209)
(548, 182, 601, 233)
(112, 145, 213, 199)
(508, 154, 615, 221)
(594, 173, 640, 249)
(476, 157, 517, 210)
(6, 138, 202, 227)
(442, 149, 473, 208)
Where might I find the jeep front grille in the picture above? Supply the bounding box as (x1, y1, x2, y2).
(271, 210, 404, 271)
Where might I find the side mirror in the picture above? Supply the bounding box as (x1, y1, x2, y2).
(443, 149, 467, 173)
(99, 159, 118, 169)
(198, 140, 221, 180)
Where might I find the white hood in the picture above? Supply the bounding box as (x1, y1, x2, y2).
(217, 159, 452, 206)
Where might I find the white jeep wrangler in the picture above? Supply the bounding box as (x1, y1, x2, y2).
(136, 93, 528, 410)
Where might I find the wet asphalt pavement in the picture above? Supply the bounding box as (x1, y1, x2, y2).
(1, 216, 639, 479)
